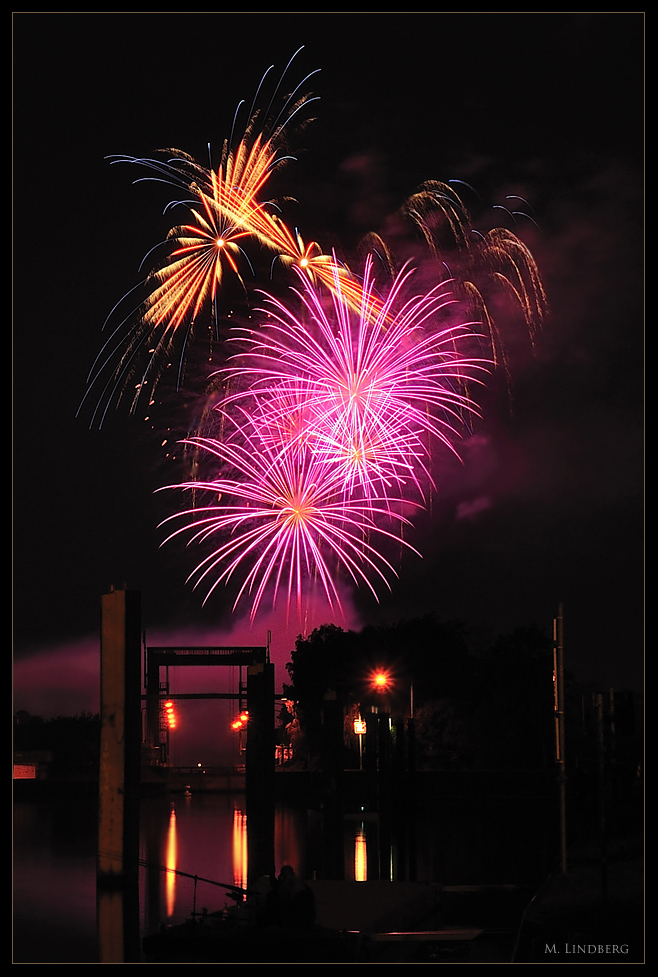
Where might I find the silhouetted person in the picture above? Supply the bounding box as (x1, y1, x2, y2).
(270, 865, 316, 928)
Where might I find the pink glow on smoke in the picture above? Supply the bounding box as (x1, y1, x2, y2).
(13, 589, 361, 730)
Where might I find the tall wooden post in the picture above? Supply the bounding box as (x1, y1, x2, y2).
(97, 586, 141, 962)
(594, 692, 609, 902)
(246, 660, 275, 884)
(320, 690, 345, 880)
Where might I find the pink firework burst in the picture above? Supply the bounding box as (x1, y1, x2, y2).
(159, 410, 421, 621)
(221, 255, 490, 503)
(160, 257, 490, 618)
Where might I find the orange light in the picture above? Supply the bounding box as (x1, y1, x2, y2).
(231, 710, 249, 731)
(372, 670, 391, 692)
(163, 699, 177, 729)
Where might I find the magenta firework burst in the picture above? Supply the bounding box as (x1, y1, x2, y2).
(160, 259, 490, 617)
(159, 415, 422, 621)
(222, 257, 489, 502)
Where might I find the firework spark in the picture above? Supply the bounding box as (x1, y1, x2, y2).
(160, 258, 490, 618)
(401, 180, 548, 376)
(248, 212, 385, 322)
(79, 50, 321, 426)
(221, 255, 489, 501)
(159, 414, 422, 622)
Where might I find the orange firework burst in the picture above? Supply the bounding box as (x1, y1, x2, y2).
(251, 212, 390, 325)
(140, 129, 285, 334)
(80, 50, 320, 426)
(401, 180, 548, 378)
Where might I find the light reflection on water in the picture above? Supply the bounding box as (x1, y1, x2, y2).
(165, 805, 177, 918)
(14, 786, 551, 963)
(232, 808, 248, 893)
(13, 795, 99, 963)
(142, 792, 320, 928)
(354, 825, 368, 882)
(13, 792, 380, 962)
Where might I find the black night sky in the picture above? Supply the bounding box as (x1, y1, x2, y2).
(13, 13, 644, 715)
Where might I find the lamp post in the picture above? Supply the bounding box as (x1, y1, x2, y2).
(353, 717, 367, 770)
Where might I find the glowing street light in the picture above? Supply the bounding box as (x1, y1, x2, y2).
(367, 668, 414, 717)
(371, 669, 392, 693)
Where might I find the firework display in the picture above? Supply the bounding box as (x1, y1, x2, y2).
(159, 258, 486, 617)
(85, 49, 547, 617)
(220, 257, 487, 501)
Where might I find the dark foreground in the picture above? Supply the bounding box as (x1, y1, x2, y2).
(143, 879, 533, 963)
(143, 833, 644, 965)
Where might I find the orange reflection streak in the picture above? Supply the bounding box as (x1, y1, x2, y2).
(232, 809, 248, 893)
(274, 805, 302, 873)
(354, 825, 367, 882)
(165, 805, 177, 918)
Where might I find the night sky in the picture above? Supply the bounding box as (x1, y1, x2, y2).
(13, 13, 644, 721)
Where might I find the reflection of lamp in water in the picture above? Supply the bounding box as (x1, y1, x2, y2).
(354, 825, 367, 882)
(165, 805, 177, 918)
(232, 809, 248, 893)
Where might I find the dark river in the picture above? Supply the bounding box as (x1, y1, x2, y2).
(13, 773, 555, 964)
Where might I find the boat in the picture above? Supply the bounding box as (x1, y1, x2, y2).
(142, 879, 486, 963)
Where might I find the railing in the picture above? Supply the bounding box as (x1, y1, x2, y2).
(147, 646, 267, 659)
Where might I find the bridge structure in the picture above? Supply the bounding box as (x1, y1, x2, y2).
(144, 643, 271, 765)
(97, 585, 276, 951)
(144, 642, 275, 879)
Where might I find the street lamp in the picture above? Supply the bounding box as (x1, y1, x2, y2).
(353, 717, 367, 770)
(371, 669, 392, 693)
(369, 668, 414, 718)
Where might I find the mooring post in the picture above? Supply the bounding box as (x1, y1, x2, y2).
(246, 659, 276, 885)
(97, 586, 141, 962)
